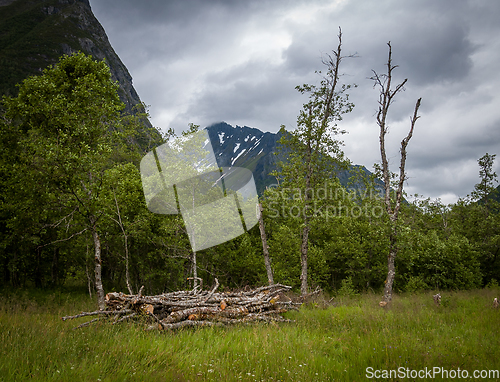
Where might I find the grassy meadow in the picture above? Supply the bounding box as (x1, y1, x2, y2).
(1, 287, 499, 381)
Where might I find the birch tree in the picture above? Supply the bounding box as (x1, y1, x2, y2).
(370, 42, 421, 303)
(2, 52, 133, 309)
(258, 202, 274, 285)
(275, 28, 355, 295)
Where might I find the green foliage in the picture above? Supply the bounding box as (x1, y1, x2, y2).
(471, 153, 497, 204)
(337, 276, 359, 297)
(446, 154, 500, 287)
(0, 52, 149, 292)
(397, 231, 482, 291)
(404, 275, 429, 293)
(268, 223, 301, 289)
(486, 278, 499, 289)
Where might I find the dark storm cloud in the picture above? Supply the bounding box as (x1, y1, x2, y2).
(174, 62, 305, 131)
(92, 0, 252, 27)
(89, 0, 500, 203)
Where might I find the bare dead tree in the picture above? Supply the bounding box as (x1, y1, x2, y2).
(371, 42, 421, 303)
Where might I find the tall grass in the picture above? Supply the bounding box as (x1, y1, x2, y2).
(1, 288, 499, 381)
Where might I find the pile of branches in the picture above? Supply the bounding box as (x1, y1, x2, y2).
(62, 279, 301, 330)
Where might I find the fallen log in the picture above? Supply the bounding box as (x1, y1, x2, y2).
(62, 279, 300, 330)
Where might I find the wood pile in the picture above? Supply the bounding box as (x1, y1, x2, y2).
(62, 279, 301, 330)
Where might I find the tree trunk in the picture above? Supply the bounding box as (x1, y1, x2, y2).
(300, 223, 309, 296)
(371, 43, 421, 305)
(258, 203, 274, 285)
(191, 251, 198, 288)
(124, 239, 133, 295)
(382, 228, 397, 302)
(91, 222, 106, 310)
(190, 187, 198, 288)
(112, 188, 133, 295)
(300, 126, 313, 297)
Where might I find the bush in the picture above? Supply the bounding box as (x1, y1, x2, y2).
(337, 276, 359, 298)
(405, 275, 429, 293)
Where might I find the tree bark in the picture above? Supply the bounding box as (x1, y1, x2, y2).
(63, 283, 299, 330)
(190, 186, 198, 288)
(191, 250, 198, 286)
(372, 42, 421, 303)
(91, 220, 106, 310)
(258, 203, 274, 285)
(300, 134, 313, 296)
(300, 223, 309, 296)
(382, 226, 397, 301)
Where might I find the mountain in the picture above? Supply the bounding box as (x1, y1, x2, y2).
(205, 122, 380, 196)
(485, 185, 500, 205)
(0, 0, 159, 147)
(205, 122, 283, 194)
(493, 185, 500, 201)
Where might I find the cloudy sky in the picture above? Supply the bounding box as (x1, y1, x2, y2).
(89, 0, 500, 204)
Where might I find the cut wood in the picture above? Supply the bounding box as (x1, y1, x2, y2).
(62, 279, 300, 330)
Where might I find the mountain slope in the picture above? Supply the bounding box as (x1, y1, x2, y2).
(0, 0, 137, 110)
(0, 0, 160, 149)
(206, 122, 381, 196)
(206, 122, 283, 194)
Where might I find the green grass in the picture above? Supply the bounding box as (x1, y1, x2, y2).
(1, 288, 499, 381)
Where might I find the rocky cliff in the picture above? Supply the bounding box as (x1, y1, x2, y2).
(0, 0, 150, 121)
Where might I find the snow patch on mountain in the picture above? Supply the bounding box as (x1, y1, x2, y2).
(218, 132, 225, 145)
(232, 148, 247, 165)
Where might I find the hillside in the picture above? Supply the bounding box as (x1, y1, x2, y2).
(0, 0, 134, 107)
(0, 0, 160, 148)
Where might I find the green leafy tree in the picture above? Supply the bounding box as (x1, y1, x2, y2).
(450, 153, 500, 286)
(471, 153, 498, 210)
(273, 28, 355, 295)
(102, 162, 148, 294)
(396, 229, 481, 291)
(2, 52, 135, 308)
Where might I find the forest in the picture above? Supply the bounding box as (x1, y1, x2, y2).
(0, 49, 499, 306)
